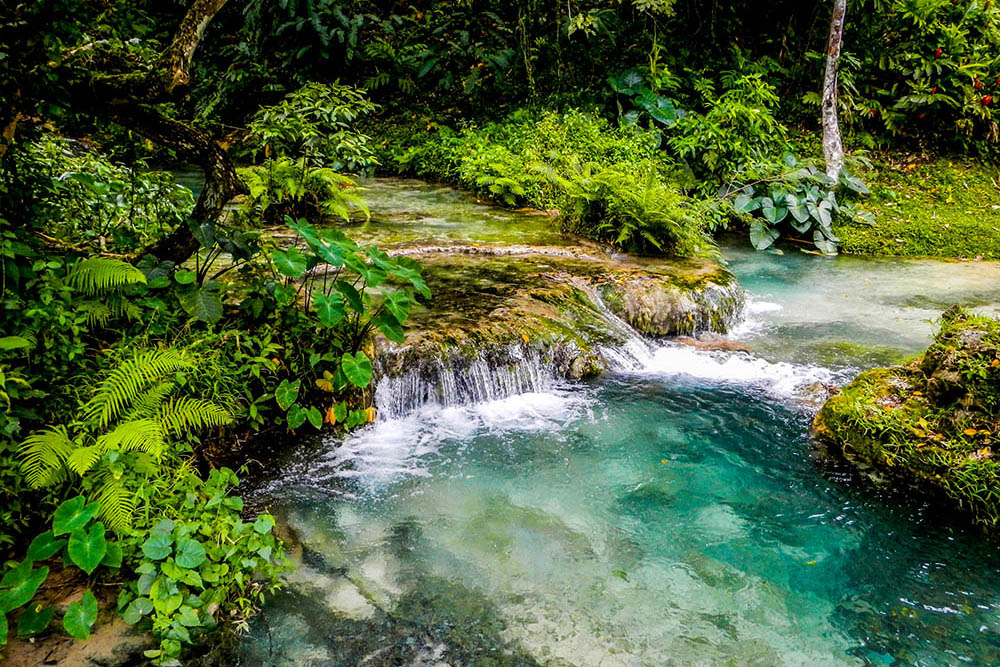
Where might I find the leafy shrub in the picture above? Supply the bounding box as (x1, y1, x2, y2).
(725, 154, 873, 254)
(238, 159, 369, 225)
(245, 82, 379, 173)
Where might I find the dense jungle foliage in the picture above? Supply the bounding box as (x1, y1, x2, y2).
(1, 0, 999, 661)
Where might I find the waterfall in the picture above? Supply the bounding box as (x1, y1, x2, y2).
(374, 343, 559, 420)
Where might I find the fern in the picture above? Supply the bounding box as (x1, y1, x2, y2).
(67, 257, 147, 295)
(157, 397, 232, 436)
(83, 349, 191, 428)
(20, 426, 75, 487)
(19, 347, 233, 532)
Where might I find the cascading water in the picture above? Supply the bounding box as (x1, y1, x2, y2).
(233, 180, 1000, 667)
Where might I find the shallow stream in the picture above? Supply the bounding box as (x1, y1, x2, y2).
(234, 180, 1000, 666)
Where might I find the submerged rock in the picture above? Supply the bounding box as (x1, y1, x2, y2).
(814, 307, 1000, 527)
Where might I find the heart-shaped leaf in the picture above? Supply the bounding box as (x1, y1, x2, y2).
(0, 561, 48, 613)
(286, 403, 308, 429)
(382, 291, 412, 324)
(178, 282, 223, 324)
(17, 603, 54, 637)
(52, 497, 99, 536)
(313, 292, 345, 327)
(275, 379, 300, 412)
(68, 524, 107, 575)
(174, 538, 206, 569)
(63, 590, 98, 639)
(306, 406, 323, 429)
(27, 532, 65, 562)
(141, 533, 173, 561)
(749, 223, 780, 251)
(272, 247, 308, 278)
(341, 352, 373, 388)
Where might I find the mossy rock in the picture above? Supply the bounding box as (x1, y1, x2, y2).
(814, 307, 1000, 527)
(372, 247, 744, 415)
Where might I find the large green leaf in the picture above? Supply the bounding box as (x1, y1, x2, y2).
(141, 533, 173, 561)
(101, 542, 123, 569)
(122, 597, 154, 625)
(608, 69, 646, 95)
(174, 538, 206, 569)
(382, 291, 412, 324)
(0, 561, 48, 613)
(63, 590, 98, 640)
(335, 281, 363, 312)
(178, 281, 224, 324)
(341, 352, 373, 388)
(374, 311, 405, 344)
(275, 379, 300, 411)
(286, 403, 308, 429)
(761, 198, 788, 224)
(27, 532, 65, 562)
(813, 230, 839, 255)
(272, 247, 308, 278)
(749, 223, 780, 251)
(0, 336, 31, 351)
(0, 612, 6, 644)
(67, 524, 107, 575)
(17, 604, 54, 638)
(313, 292, 345, 327)
(52, 496, 100, 536)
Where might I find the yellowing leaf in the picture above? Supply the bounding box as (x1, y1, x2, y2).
(325, 406, 337, 424)
(521, 334, 530, 344)
(365, 407, 376, 423)
(964, 428, 978, 436)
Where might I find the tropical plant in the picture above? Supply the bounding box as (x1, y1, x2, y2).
(725, 154, 873, 254)
(238, 159, 370, 225)
(19, 348, 232, 531)
(246, 81, 379, 173)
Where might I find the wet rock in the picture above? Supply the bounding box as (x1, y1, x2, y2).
(675, 335, 754, 354)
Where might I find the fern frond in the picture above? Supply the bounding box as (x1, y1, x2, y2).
(96, 419, 165, 459)
(19, 426, 75, 488)
(66, 445, 102, 476)
(93, 471, 137, 533)
(123, 381, 175, 421)
(84, 349, 191, 428)
(68, 258, 147, 296)
(158, 397, 233, 436)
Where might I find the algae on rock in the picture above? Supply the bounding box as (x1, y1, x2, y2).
(814, 307, 1000, 527)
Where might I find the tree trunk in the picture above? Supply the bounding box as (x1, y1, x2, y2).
(822, 0, 847, 181)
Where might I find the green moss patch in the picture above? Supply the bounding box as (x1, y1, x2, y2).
(835, 156, 1000, 259)
(815, 308, 1000, 526)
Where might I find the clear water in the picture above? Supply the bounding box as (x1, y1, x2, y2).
(233, 183, 1000, 666)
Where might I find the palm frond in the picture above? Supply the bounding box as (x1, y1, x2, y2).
(83, 349, 191, 428)
(19, 426, 75, 488)
(93, 471, 137, 533)
(66, 445, 102, 476)
(67, 258, 147, 296)
(123, 381, 176, 421)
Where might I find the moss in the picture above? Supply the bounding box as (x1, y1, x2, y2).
(815, 308, 1000, 527)
(834, 156, 1000, 259)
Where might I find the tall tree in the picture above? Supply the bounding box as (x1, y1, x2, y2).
(0, 0, 243, 264)
(822, 0, 847, 181)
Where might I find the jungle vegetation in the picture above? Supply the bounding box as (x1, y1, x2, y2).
(0, 0, 998, 661)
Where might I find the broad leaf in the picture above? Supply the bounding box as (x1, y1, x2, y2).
(341, 352, 373, 388)
(27, 532, 65, 562)
(273, 284, 296, 306)
(749, 223, 780, 251)
(275, 379, 300, 411)
(0, 561, 48, 613)
(286, 404, 308, 429)
(63, 590, 98, 640)
(17, 603, 54, 638)
(101, 542, 123, 569)
(0, 336, 31, 351)
(67, 524, 107, 575)
(335, 281, 363, 312)
(141, 533, 173, 561)
(52, 496, 99, 536)
(733, 193, 759, 213)
(813, 230, 839, 255)
(173, 269, 196, 285)
(374, 310, 405, 344)
(178, 282, 224, 324)
(382, 291, 412, 324)
(122, 597, 153, 625)
(174, 538, 206, 569)
(313, 293, 345, 327)
(272, 247, 308, 278)
(306, 406, 323, 429)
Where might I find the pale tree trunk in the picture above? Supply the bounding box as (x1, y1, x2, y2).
(822, 0, 847, 181)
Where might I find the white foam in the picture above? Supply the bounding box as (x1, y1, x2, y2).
(317, 389, 592, 487)
(640, 344, 838, 398)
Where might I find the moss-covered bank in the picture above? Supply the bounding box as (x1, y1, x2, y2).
(836, 156, 1000, 259)
(814, 308, 1000, 526)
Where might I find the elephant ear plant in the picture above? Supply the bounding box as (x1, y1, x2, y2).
(251, 217, 430, 432)
(0, 495, 119, 644)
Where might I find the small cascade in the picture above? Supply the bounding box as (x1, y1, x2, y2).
(374, 343, 559, 420)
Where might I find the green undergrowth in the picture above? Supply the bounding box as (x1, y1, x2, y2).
(836, 156, 1000, 259)
(815, 308, 1000, 527)
(372, 109, 715, 258)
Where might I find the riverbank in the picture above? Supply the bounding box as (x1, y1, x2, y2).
(837, 156, 1000, 259)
